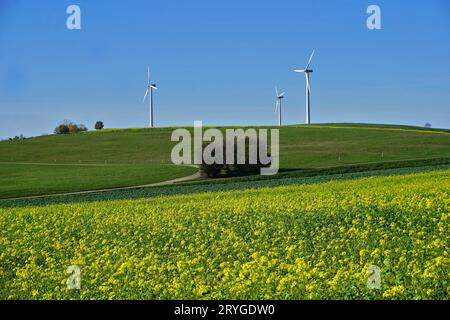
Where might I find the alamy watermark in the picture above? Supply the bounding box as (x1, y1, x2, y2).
(67, 265, 81, 290)
(367, 5, 381, 30)
(66, 5, 81, 30)
(171, 122, 279, 176)
(64, 5, 381, 31)
(366, 265, 381, 290)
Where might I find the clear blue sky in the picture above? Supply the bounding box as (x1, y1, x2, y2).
(0, 0, 449, 139)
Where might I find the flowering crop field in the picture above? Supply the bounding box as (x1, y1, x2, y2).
(0, 170, 449, 300)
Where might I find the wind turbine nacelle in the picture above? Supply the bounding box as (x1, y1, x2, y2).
(306, 69, 313, 73)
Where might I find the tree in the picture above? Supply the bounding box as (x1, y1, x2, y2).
(424, 123, 432, 128)
(54, 120, 87, 134)
(54, 123, 70, 134)
(95, 121, 104, 130)
(67, 122, 79, 133)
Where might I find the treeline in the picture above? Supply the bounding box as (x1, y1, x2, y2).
(54, 120, 104, 135)
(5, 134, 26, 141)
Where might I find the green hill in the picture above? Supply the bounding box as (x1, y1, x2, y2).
(1, 123, 450, 199)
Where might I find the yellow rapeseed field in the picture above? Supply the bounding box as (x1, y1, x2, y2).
(0, 170, 449, 299)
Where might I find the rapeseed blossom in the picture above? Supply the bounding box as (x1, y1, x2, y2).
(0, 170, 449, 299)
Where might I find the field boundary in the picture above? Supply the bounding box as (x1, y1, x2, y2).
(178, 157, 450, 186)
(72, 123, 450, 136)
(1, 158, 449, 202)
(2, 157, 450, 201)
(289, 124, 450, 135)
(0, 159, 450, 208)
(2, 162, 450, 209)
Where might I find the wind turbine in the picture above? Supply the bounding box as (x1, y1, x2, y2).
(275, 87, 285, 126)
(294, 49, 315, 124)
(143, 66, 157, 128)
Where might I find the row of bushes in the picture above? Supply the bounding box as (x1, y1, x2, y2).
(54, 121, 104, 135)
(6, 134, 26, 141)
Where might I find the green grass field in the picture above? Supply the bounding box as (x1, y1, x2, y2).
(1, 123, 450, 198)
(0, 163, 196, 199)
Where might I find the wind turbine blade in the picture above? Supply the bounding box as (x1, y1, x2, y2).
(147, 66, 150, 85)
(275, 100, 279, 112)
(143, 89, 149, 102)
(305, 74, 310, 91)
(294, 69, 305, 73)
(150, 85, 158, 90)
(305, 49, 315, 69)
(275, 86, 279, 97)
(280, 92, 285, 97)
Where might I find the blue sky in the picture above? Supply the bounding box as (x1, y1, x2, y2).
(0, 0, 449, 139)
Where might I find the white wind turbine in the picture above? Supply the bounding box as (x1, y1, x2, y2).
(294, 49, 315, 124)
(143, 66, 158, 128)
(275, 87, 285, 126)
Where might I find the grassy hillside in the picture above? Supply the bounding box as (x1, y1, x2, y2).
(1, 123, 450, 198)
(0, 163, 195, 199)
(0, 129, 198, 198)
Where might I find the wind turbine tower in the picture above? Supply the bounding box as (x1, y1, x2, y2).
(143, 66, 158, 128)
(275, 87, 285, 126)
(294, 49, 315, 124)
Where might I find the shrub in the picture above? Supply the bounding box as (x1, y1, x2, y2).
(8, 134, 26, 141)
(54, 124, 70, 135)
(54, 120, 87, 135)
(95, 121, 104, 130)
